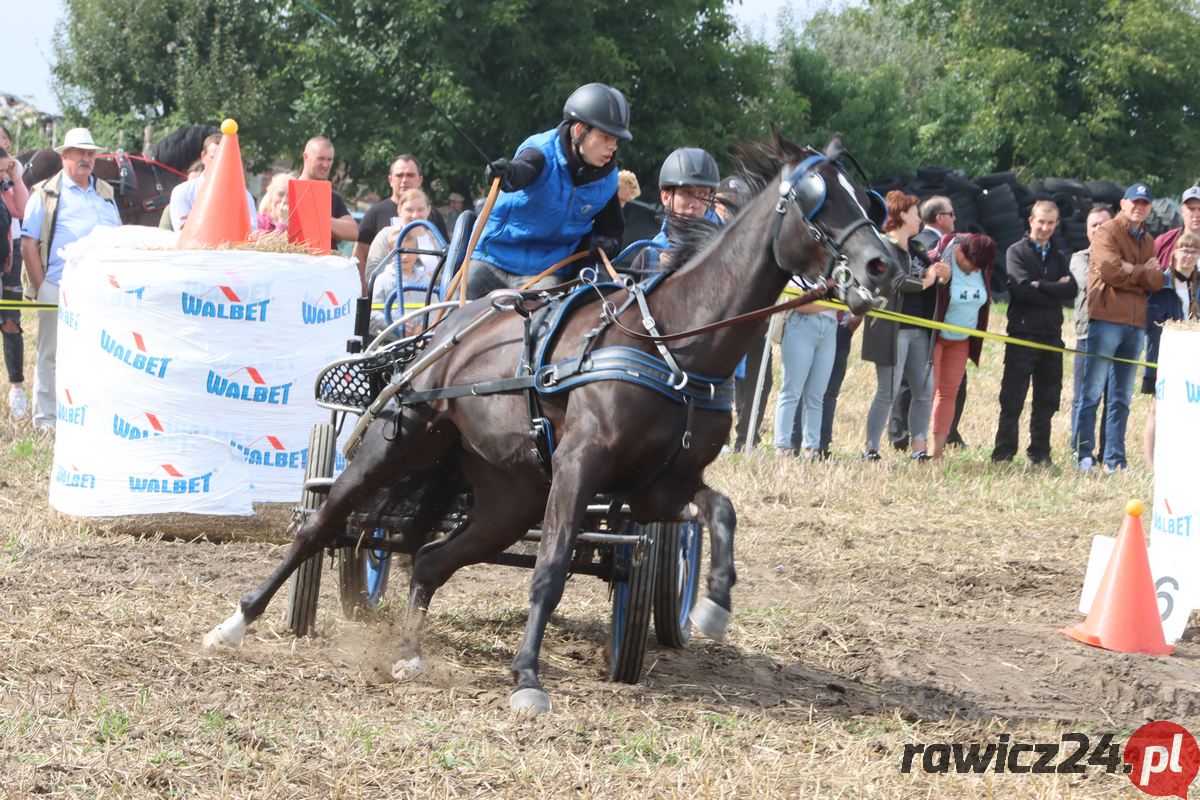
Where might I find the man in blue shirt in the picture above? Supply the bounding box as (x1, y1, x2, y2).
(20, 128, 122, 431)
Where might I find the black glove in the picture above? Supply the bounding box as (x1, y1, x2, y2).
(592, 235, 620, 260)
(485, 158, 513, 191)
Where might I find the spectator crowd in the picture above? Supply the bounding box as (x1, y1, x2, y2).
(2, 107, 1197, 477)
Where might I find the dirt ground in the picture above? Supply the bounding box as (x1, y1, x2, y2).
(1, 311, 1195, 798)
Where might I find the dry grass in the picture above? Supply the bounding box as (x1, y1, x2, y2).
(0, 307, 1187, 799)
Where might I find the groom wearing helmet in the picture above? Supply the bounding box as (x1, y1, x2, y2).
(466, 83, 630, 298)
(631, 147, 720, 272)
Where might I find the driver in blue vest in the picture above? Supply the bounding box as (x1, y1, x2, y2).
(628, 147, 721, 273)
(466, 83, 630, 298)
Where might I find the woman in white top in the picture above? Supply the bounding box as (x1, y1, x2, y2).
(367, 189, 442, 336)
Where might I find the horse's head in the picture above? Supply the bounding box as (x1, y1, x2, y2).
(768, 130, 900, 314)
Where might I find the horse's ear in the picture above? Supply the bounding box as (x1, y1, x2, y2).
(769, 124, 803, 160)
(824, 133, 845, 161)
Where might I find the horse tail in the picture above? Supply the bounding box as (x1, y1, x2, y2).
(358, 446, 467, 554)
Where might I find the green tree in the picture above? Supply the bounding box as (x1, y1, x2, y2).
(53, 0, 300, 169)
(902, 0, 1200, 188)
(52, 0, 806, 198)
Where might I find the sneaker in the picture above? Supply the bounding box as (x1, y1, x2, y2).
(1076, 456, 1096, 472)
(910, 450, 931, 462)
(861, 450, 881, 462)
(8, 387, 28, 420)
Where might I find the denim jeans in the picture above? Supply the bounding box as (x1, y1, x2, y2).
(774, 312, 837, 450)
(1071, 336, 1110, 455)
(794, 322, 852, 451)
(864, 328, 933, 451)
(1073, 320, 1143, 468)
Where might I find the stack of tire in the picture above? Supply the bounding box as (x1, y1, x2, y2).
(873, 166, 1011, 295)
(869, 168, 1172, 298)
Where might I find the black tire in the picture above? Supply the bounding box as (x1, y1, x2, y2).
(609, 523, 660, 684)
(653, 521, 704, 648)
(916, 164, 953, 182)
(339, 528, 392, 618)
(1044, 177, 1089, 198)
(943, 172, 980, 195)
(1086, 181, 1123, 206)
(975, 171, 1018, 189)
(284, 423, 336, 637)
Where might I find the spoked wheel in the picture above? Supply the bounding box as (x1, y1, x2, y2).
(653, 520, 703, 648)
(339, 528, 392, 617)
(284, 423, 335, 636)
(609, 522, 660, 684)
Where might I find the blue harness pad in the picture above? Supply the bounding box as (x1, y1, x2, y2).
(530, 274, 735, 412)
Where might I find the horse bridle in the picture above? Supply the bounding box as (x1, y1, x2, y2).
(768, 152, 887, 309)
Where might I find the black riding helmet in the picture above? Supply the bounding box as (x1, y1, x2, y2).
(563, 83, 633, 142)
(659, 148, 720, 189)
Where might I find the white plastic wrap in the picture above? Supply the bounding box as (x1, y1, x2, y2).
(1151, 327, 1200, 553)
(49, 227, 358, 515)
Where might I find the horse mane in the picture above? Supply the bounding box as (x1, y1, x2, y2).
(152, 124, 220, 172)
(665, 131, 815, 267)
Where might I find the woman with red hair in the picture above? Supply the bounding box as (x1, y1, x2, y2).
(929, 233, 996, 459)
(859, 191, 948, 461)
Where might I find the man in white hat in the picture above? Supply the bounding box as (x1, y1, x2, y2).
(20, 127, 122, 431)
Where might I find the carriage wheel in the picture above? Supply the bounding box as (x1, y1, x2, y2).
(653, 520, 703, 648)
(284, 423, 335, 637)
(338, 528, 392, 617)
(609, 522, 660, 684)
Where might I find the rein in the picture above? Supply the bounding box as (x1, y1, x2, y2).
(596, 269, 834, 344)
(98, 152, 188, 178)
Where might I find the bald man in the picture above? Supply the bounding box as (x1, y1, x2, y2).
(298, 136, 358, 248)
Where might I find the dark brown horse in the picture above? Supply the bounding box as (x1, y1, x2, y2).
(203, 130, 901, 714)
(19, 149, 187, 227)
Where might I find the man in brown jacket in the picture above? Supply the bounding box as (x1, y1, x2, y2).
(1073, 183, 1164, 471)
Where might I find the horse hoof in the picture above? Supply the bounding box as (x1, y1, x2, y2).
(202, 609, 246, 650)
(690, 597, 730, 643)
(509, 688, 552, 716)
(390, 656, 425, 682)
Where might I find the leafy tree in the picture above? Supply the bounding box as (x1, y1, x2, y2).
(51, 0, 802, 198)
(901, 0, 1200, 188)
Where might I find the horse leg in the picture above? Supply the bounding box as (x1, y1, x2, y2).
(202, 412, 452, 649)
(391, 463, 545, 681)
(509, 443, 600, 715)
(687, 485, 738, 643)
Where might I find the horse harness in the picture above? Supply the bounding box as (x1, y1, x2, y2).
(373, 152, 882, 474)
(104, 150, 177, 218)
(396, 273, 734, 476)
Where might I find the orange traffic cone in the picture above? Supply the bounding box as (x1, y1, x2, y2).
(176, 119, 251, 249)
(1062, 500, 1173, 656)
(287, 179, 332, 254)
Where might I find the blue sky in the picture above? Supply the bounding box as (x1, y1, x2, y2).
(8, 0, 800, 116)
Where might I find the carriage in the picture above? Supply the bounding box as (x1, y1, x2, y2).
(203, 131, 898, 714)
(281, 209, 705, 683)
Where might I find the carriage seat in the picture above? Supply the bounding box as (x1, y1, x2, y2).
(438, 210, 477, 298)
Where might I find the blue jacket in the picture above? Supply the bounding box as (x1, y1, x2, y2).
(473, 128, 617, 276)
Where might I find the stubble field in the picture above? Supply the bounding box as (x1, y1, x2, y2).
(0, 309, 1193, 799)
